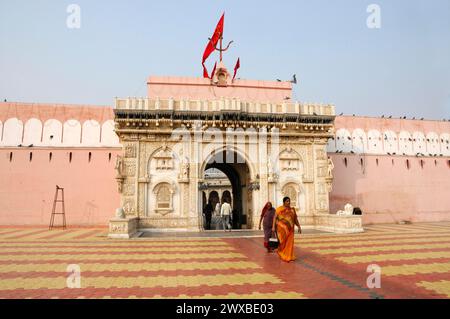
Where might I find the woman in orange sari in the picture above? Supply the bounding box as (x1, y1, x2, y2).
(272, 197, 302, 262)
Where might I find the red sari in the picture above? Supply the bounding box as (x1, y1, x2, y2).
(275, 205, 298, 262)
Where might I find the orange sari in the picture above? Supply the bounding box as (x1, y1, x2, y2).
(275, 206, 298, 262)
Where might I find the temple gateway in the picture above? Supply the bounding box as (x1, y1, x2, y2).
(108, 68, 363, 237)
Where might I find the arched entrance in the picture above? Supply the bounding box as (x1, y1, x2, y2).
(200, 148, 254, 230)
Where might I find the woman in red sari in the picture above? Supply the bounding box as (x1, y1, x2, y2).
(258, 202, 276, 253)
(272, 196, 302, 262)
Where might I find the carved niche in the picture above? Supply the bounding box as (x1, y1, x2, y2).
(152, 146, 174, 170)
(153, 182, 175, 216)
(281, 183, 299, 208)
(279, 147, 302, 171)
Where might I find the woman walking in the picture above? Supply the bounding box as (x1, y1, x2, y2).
(272, 197, 302, 262)
(258, 202, 276, 252)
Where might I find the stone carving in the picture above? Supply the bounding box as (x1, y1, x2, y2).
(318, 198, 327, 210)
(153, 146, 174, 170)
(123, 181, 135, 196)
(279, 147, 301, 171)
(179, 157, 190, 179)
(124, 143, 136, 158)
(115, 155, 125, 193)
(337, 203, 354, 216)
(327, 156, 334, 178)
(124, 160, 136, 176)
(123, 199, 135, 216)
(316, 148, 326, 160)
(115, 207, 125, 219)
(153, 182, 175, 216)
(110, 224, 126, 233)
(317, 165, 327, 177)
(115, 155, 124, 176)
(267, 159, 279, 182)
(138, 184, 145, 215)
(318, 183, 326, 195)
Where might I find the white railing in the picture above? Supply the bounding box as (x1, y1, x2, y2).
(115, 97, 336, 117)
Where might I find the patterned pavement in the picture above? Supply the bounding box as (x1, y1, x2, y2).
(0, 222, 450, 298)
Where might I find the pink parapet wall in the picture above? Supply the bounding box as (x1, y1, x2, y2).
(0, 101, 113, 124)
(1, 101, 450, 226)
(147, 76, 292, 103)
(329, 153, 450, 224)
(0, 148, 121, 226)
(334, 116, 450, 136)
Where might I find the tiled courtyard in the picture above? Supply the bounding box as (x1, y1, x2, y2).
(1, 223, 450, 298)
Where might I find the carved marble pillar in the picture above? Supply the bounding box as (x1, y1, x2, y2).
(138, 174, 150, 217)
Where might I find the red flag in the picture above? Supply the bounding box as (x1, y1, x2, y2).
(210, 62, 217, 79)
(202, 13, 224, 78)
(203, 62, 209, 78)
(232, 57, 240, 81)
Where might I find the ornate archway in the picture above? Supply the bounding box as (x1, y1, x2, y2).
(200, 148, 254, 229)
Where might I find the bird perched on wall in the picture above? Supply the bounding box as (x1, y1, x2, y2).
(388, 116, 392, 118)
(412, 117, 416, 120)
(28, 144, 33, 147)
(387, 152, 391, 155)
(339, 112, 343, 116)
(290, 74, 297, 84)
(276, 79, 282, 82)
(381, 115, 385, 118)
(420, 118, 424, 120)
(284, 96, 291, 100)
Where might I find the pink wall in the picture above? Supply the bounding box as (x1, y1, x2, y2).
(147, 76, 292, 103)
(329, 153, 450, 224)
(1, 101, 449, 226)
(0, 102, 113, 124)
(0, 148, 121, 226)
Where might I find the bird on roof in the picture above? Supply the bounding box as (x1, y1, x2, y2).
(276, 79, 282, 82)
(290, 74, 297, 84)
(388, 116, 392, 118)
(339, 112, 344, 116)
(381, 115, 385, 118)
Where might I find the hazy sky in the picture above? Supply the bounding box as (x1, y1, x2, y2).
(1, 0, 449, 120)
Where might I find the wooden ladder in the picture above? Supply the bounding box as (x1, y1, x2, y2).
(49, 185, 67, 230)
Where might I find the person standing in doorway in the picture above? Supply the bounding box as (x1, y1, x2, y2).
(220, 199, 232, 231)
(272, 197, 302, 262)
(214, 200, 221, 217)
(259, 202, 276, 252)
(204, 200, 213, 230)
